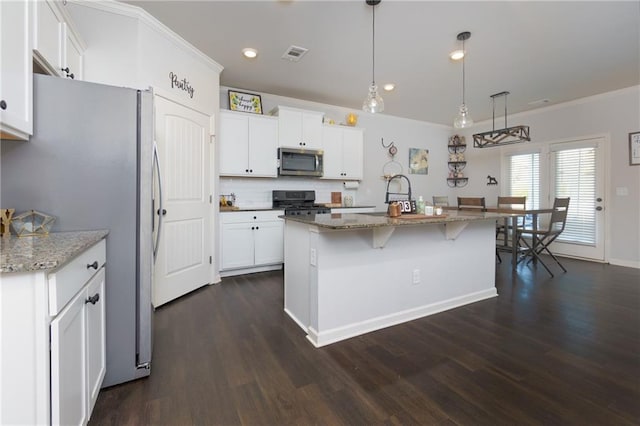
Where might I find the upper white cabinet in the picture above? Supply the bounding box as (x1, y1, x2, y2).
(219, 110, 278, 177)
(321, 125, 364, 180)
(273, 106, 323, 149)
(32, 0, 85, 80)
(0, 0, 32, 140)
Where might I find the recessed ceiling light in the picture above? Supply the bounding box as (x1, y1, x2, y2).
(449, 49, 464, 60)
(383, 83, 395, 91)
(242, 48, 258, 59)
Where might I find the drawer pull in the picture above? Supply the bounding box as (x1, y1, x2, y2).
(85, 293, 100, 305)
(87, 261, 99, 270)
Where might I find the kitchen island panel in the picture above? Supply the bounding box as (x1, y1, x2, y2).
(284, 217, 498, 347)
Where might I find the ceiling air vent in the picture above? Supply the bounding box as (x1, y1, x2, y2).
(281, 45, 308, 62)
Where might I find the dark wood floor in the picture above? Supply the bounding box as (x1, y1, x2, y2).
(90, 256, 640, 425)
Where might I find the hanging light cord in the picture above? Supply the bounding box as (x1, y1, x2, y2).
(461, 37, 466, 105)
(371, 4, 376, 85)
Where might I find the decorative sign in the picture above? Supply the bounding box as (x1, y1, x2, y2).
(228, 90, 263, 114)
(169, 72, 195, 98)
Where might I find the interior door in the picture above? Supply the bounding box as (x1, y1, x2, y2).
(548, 137, 605, 260)
(153, 95, 212, 307)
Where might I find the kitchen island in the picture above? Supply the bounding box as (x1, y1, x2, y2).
(283, 211, 510, 347)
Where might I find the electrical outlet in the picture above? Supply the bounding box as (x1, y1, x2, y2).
(412, 269, 420, 285)
(310, 248, 317, 266)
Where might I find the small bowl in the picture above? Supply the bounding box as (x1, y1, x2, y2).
(11, 210, 56, 236)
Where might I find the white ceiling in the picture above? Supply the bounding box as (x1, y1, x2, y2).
(123, 0, 639, 126)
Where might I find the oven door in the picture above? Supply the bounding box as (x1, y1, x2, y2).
(278, 148, 323, 177)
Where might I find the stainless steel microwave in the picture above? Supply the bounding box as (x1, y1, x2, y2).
(278, 147, 324, 177)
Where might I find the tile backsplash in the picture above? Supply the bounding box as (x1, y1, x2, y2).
(219, 177, 360, 208)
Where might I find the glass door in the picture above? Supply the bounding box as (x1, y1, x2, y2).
(548, 137, 605, 260)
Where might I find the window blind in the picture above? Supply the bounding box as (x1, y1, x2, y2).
(553, 147, 596, 245)
(506, 153, 540, 209)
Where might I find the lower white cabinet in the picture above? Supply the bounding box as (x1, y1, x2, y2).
(221, 211, 284, 275)
(0, 238, 106, 425)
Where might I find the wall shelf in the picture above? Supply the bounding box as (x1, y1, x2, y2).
(447, 177, 469, 187)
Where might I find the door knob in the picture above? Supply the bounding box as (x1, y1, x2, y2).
(596, 197, 602, 202)
(157, 209, 167, 216)
(595, 206, 603, 211)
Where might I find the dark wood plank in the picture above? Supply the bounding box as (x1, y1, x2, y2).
(89, 256, 640, 425)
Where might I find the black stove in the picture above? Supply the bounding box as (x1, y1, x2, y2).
(272, 190, 331, 216)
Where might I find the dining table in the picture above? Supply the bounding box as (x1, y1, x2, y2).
(444, 206, 555, 270)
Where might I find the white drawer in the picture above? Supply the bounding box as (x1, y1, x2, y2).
(48, 239, 106, 316)
(221, 210, 283, 224)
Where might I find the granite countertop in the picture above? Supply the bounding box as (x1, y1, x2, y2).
(0, 230, 109, 273)
(281, 211, 513, 230)
(221, 206, 375, 212)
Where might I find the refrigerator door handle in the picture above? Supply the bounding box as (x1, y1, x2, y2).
(153, 141, 164, 261)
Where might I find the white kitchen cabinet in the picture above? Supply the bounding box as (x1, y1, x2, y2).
(32, 0, 85, 80)
(273, 105, 324, 149)
(220, 211, 284, 276)
(0, 238, 106, 425)
(0, 0, 32, 140)
(321, 125, 364, 180)
(219, 109, 278, 177)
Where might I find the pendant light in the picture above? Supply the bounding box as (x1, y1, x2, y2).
(363, 0, 384, 113)
(453, 31, 473, 128)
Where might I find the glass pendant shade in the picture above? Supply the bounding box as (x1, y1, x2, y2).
(363, 83, 384, 113)
(454, 103, 473, 128)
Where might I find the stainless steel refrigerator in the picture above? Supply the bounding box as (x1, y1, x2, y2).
(1, 74, 155, 387)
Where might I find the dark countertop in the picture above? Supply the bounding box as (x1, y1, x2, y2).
(281, 211, 513, 230)
(0, 230, 109, 273)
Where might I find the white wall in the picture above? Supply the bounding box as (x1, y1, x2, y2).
(460, 86, 640, 267)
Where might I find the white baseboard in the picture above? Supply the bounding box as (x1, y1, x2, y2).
(608, 258, 640, 269)
(284, 308, 308, 333)
(306, 288, 498, 347)
(219, 263, 283, 278)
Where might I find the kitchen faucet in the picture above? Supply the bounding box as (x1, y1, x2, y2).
(385, 174, 412, 204)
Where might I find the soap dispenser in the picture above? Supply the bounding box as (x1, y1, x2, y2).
(417, 196, 425, 215)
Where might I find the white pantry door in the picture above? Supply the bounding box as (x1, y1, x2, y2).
(153, 95, 212, 307)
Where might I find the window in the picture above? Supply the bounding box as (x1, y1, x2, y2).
(505, 152, 540, 209)
(552, 146, 597, 245)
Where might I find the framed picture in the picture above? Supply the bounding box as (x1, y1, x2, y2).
(228, 90, 263, 114)
(409, 148, 429, 174)
(629, 132, 640, 166)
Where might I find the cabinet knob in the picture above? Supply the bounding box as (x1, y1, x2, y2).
(251, 226, 255, 230)
(256, 226, 259, 230)
(85, 293, 100, 305)
(61, 67, 70, 73)
(249, 169, 253, 173)
(0, 100, 6, 110)
(68, 73, 75, 80)
(245, 169, 249, 173)
(253, 216, 257, 219)
(87, 261, 99, 270)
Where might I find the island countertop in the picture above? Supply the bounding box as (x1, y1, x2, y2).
(281, 210, 513, 230)
(0, 230, 109, 273)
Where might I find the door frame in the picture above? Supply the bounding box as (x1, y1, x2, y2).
(501, 133, 610, 262)
(152, 88, 217, 289)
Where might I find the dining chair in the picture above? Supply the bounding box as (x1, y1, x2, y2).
(457, 197, 486, 211)
(516, 197, 570, 277)
(432, 196, 449, 206)
(495, 196, 526, 263)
